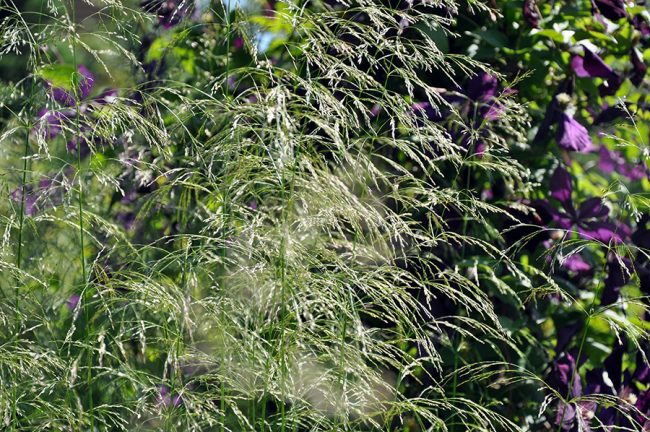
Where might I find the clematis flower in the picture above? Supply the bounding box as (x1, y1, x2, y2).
(590, 0, 627, 21)
(411, 101, 443, 121)
(523, 0, 541, 28)
(571, 47, 617, 80)
(66, 294, 81, 311)
(233, 37, 244, 51)
(555, 399, 597, 431)
(601, 254, 632, 306)
(466, 72, 498, 102)
(533, 78, 573, 144)
(67, 136, 91, 158)
(632, 14, 650, 38)
(548, 352, 582, 399)
(599, 146, 648, 181)
(556, 319, 584, 354)
(631, 48, 647, 86)
(10, 187, 38, 216)
(594, 103, 628, 125)
(157, 385, 182, 408)
(544, 166, 626, 243)
(141, 0, 191, 28)
(561, 253, 592, 274)
(50, 65, 95, 107)
(117, 211, 136, 231)
(599, 73, 623, 96)
(556, 113, 593, 152)
(35, 109, 70, 139)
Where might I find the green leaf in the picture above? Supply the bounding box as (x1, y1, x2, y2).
(37, 64, 76, 89)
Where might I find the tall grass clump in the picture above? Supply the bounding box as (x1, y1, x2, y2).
(2, 0, 650, 430)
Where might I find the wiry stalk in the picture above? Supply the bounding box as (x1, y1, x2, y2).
(68, 1, 93, 428)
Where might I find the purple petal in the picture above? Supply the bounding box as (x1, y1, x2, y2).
(550, 166, 573, 205)
(95, 89, 118, 105)
(634, 350, 650, 383)
(632, 14, 650, 37)
(562, 254, 592, 274)
(578, 197, 609, 219)
(412, 101, 443, 121)
(556, 114, 593, 153)
(67, 136, 90, 158)
(631, 48, 647, 87)
(482, 102, 504, 121)
(598, 74, 623, 96)
(523, 0, 541, 28)
(594, 104, 628, 125)
(592, 0, 627, 20)
(599, 146, 618, 173)
(76, 65, 94, 99)
(632, 225, 650, 250)
(466, 72, 498, 102)
(117, 212, 136, 230)
(556, 319, 584, 353)
(533, 79, 573, 144)
(636, 390, 650, 421)
(571, 47, 616, 79)
(602, 255, 631, 307)
(549, 353, 582, 398)
(555, 401, 576, 430)
(50, 65, 95, 106)
(66, 294, 81, 311)
(603, 338, 625, 391)
(36, 109, 64, 139)
(577, 221, 626, 243)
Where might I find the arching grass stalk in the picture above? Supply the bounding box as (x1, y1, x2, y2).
(68, 1, 93, 428)
(278, 146, 297, 432)
(220, 0, 233, 429)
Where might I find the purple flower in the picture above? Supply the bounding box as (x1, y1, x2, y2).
(632, 14, 650, 38)
(548, 353, 582, 399)
(35, 109, 66, 139)
(466, 72, 498, 103)
(562, 253, 592, 274)
(556, 113, 593, 152)
(523, 0, 541, 28)
(594, 103, 628, 125)
(631, 48, 647, 87)
(591, 0, 627, 21)
(94, 89, 118, 105)
(555, 400, 597, 431)
(50, 65, 95, 106)
(157, 385, 182, 408)
(601, 254, 631, 306)
(545, 166, 626, 243)
(10, 187, 38, 216)
(411, 101, 443, 121)
(599, 73, 623, 96)
(571, 47, 617, 80)
(599, 146, 648, 181)
(556, 319, 584, 354)
(233, 37, 244, 51)
(397, 16, 409, 34)
(142, 0, 190, 28)
(67, 136, 91, 158)
(117, 212, 136, 231)
(66, 294, 81, 311)
(533, 78, 573, 145)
